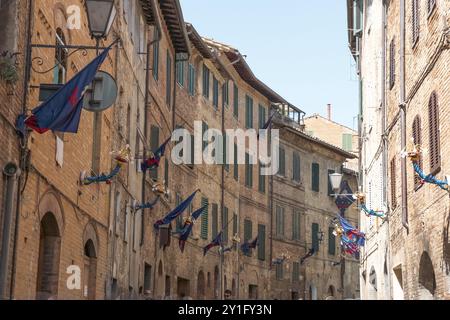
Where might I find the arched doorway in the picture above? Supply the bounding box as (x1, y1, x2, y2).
(309, 284, 317, 300)
(36, 212, 61, 300)
(197, 271, 206, 299)
(326, 285, 336, 300)
(157, 260, 163, 299)
(368, 266, 377, 300)
(84, 239, 97, 300)
(418, 251, 436, 300)
(231, 279, 236, 298)
(214, 266, 219, 299)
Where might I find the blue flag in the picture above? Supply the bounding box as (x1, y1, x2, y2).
(335, 180, 355, 214)
(154, 190, 199, 229)
(18, 45, 112, 135)
(179, 206, 206, 253)
(203, 232, 223, 256)
(141, 137, 171, 171)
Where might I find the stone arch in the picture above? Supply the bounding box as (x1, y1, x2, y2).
(418, 251, 436, 299)
(53, 2, 72, 43)
(368, 266, 377, 300)
(248, 270, 259, 300)
(36, 212, 61, 300)
(213, 266, 219, 299)
(197, 270, 206, 300)
(83, 222, 99, 300)
(38, 190, 65, 235)
(326, 285, 336, 299)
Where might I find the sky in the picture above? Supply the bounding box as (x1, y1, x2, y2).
(180, 0, 359, 129)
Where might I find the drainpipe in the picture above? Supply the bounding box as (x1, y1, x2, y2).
(220, 81, 226, 301)
(0, 164, 21, 300)
(399, 0, 409, 232)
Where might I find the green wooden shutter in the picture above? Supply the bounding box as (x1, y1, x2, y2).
(258, 105, 266, 129)
(233, 83, 239, 118)
(152, 28, 159, 80)
(201, 197, 209, 240)
(312, 163, 320, 192)
(202, 64, 209, 98)
(342, 134, 353, 151)
(312, 223, 319, 252)
(164, 159, 169, 187)
(244, 219, 252, 256)
(293, 152, 300, 182)
(328, 169, 335, 196)
(232, 213, 238, 236)
(328, 227, 336, 255)
(189, 134, 195, 168)
(292, 210, 300, 240)
(150, 126, 160, 179)
(176, 60, 184, 86)
(245, 153, 253, 187)
(211, 203, 218, 239)
(234, 144, 238, 181)
(222, 207, 229, 242)
(175, 193, 183, 231)
(292, 262, 300, 282)
(224, 134, 229, 171)
(258, 163, 266, 193)
(166, 50, 172, 106)
(245, 95, 253, 128)
(279, 147, 286, 176)
(257, 224, 266, 261)
(276, 264, 283, 280)
(213, 77, 219, 109)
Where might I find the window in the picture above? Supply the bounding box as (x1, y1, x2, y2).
(222, 81, 229, 107)
(233, 83, 239, 118)
(176, 60, 185, 87)
(245, 153, 253, 188)
(292, 210, 301, 241)
(312, 223, 319, 252)
(189, 133, 195, 168)
(245, 95, 253, 128)
(54, 28, 67, 84)
(428, 0, 436, 15)
(312, 163, 320, 192)
(243, 219, 252, 256)
(292, 262, 300, 283)
(164, 159, 169, 188)
(202, 121, 208, 152)
(328, 169, 335, 196)
(232, 213, 238, 236)
(342, 133, 353, 151)
(166, 50, 172, 106)
(213, 77, 219, 109)
(276, 264, 283, 280)
(257, 224, 265, 261)
(223, 134, 229, 171)
(144, 264, 152, 292)
(188, 64, 195, 96)
(175, 194, 183, 232)
(124, 202, 130, 241)
(412, 115, 423, 188)
(222, 207, 229, 242)
(328, 227, 336, 255)
(150, 126, 160, 180)
(211, 204, 218, 239)
(428, 92, 441, 174)
(234, 144, 239, 181)
(276, 206, 285, 237)
(412, 0, 420, 46)
(200, 198, 209, 240)
(278, 147, 286, 176)
(389, 39, 395, 89)
(202, 64, 210, 99)
(293, 152, 300, 182)
(258, 104, 266, 129)
(152, 28, 159, 80)
(390, 157, 397, 209)
(258, 162, 266, 193)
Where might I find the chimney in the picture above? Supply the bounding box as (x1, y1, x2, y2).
(327, 104, 332, 120)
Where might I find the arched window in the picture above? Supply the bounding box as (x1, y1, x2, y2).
(54, 28, 67, 84)
(36, 212, 61, 300)
(428, 92, 441, 174)
(214, 266, 219, 299)
(419, 251, 436, 299)
(412, 115, 423, 189)
(197, 271, 205, 300)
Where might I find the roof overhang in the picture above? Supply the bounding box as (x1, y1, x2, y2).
(158, 0, 191, 54)
(139, 0, 157, 24)
(186, 23, 213, 59)
(346, 0, 357, 60)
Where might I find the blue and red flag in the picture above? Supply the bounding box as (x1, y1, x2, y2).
(179, 206, 206, 253)
(300, 248, 315, 265)
(17, 45, 112, 136)
(135, 196, 161, 212)
(203, 232, 223, 256)
(240, 236, 258, 255)
(335, 180, 355, 215)
(141, 137, 171, 172)
(154, 189, 199, 229)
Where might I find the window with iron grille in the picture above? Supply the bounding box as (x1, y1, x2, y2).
(428, 92, 441, 174)
(412, 115, 423, 189)
(390, 157, 397, 209)
(389, 39, 396, 89)
(412, 0, 420, 46)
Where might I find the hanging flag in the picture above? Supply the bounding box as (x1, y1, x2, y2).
(154, 189, 199, 229)
(360, 204, 385, 218)
(16, 45, 112, 136)
(83, 163, 121, 185)
(338, 214, 365, 246)
(203, 232, 223, 256)
(178, 206, 206, 253)
(135, 196, 160, 212)
(257, 112, 276, 140)
(335, 180, 355, 214)
(240, 236, 258, 255)
(141, 138, 171, 172)
(300, 248, 315, 265)
(413, 162, 449, 192)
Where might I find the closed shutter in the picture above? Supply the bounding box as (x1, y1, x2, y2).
(257, 224, 265, 261)
(342, 134, 353, 151)
(258, 105, 266, 129)
(245, 95, 253, 128)
(224, 134, 229, 171)
(276, 264, 283, 280)
(328, 169, 335, 196)
(293, 152, 300, 182)
(312, 163, 320, 192)
(292, 262, 300, 282)
(292, 210, 300, 240)
(188, 63, 195, 96)
(412, 115, 423, 188)
(213, 77, 219, 109)
(202, 121, 208, 151)
(150, 126, 159, 179)
(201, 197, 209, 240)
(164, 159, 169, 188)
(222, 207, 229, 242)
(166, 50, 172, 106)
(276, 206, 285, 237)
(232, 213, 238, 236)
(245, 153, 253, 187)
(412, 0, 420, 45)
(175, 193, 183, 231)
(279, 147, 286, 176)
(328, 227, 336, 255)
(428, 92, 441, 174)
(234, 144, 238, 181)
(202, 64, 210, 98)
(390, 157, 397, 209)
(244, 219, 252, 256)
(152, 28, 159, 80)
(258, 162, 266, 193)
(212, 203, 218, 239)
(312, 223, 319, 252)
(222, 82, 229, 107)
(176, 60, 185, 86)
(189, 134, 194, 168)
(233, 83, 239, 118)
(389, 39, 395, 89)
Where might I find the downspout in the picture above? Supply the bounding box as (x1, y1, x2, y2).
(220, 80, 226, 301)
(9, 0, 34, 300)
(399, 0, 409, 232)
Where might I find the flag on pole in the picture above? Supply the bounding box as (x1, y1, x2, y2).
(154, 189, 199, 229)
(17, 45, 112, 135)
(240, 236, 258, 255)
(179, 206, 206, 253)
(203, 232, 223, 256)
(141, 137, 171, 171)
(135, 196, 161, 212)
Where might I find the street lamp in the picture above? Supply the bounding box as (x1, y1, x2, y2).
(329, 173, 343, 193)
(85, 0, 117, 40)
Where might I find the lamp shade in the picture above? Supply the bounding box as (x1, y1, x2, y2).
(86, 0, 117, 39)
(329, 173, 343, 191)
